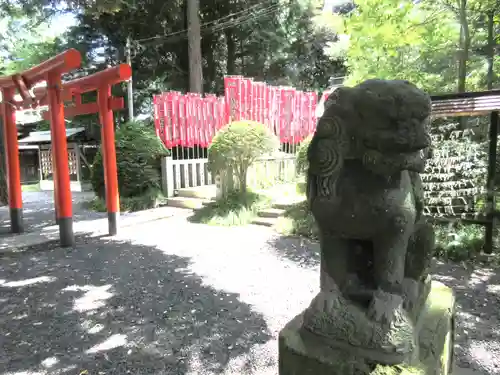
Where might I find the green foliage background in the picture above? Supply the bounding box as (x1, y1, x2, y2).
(90, 121, 168, 200)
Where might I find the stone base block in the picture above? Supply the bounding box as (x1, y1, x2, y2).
(279, 281, 455, 375)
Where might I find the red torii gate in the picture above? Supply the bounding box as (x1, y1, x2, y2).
(0, 49, 131, 247)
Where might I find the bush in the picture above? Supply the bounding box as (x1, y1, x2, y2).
(91, 120, 169, 202)
(86, 189, 167, 213)
(433, 222, 485, 261)
(276, 200, 319, 239)
(295, 135, 312, 176)
(208, 120, 279, 193)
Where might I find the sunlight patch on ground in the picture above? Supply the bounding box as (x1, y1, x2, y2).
(467, 268, 495, 288)
(0, 276, 57, 288)
(61, 284, 114, 312)
(218, 341, 277, 375)
(86, 334, 127, 354)
(457, 311, 482, 330)
(80, 320, 105, 334)
(11, 313, 29, 320)
(468, 341, 500, 372)
(40, 356, 59, 368)
(432, 274, 457, 283)
(486, 284, 500, 294)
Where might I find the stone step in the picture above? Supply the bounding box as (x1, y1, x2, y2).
(257, 207, 285, 219)
(176, 185, 216, 200)
(251, 217, 278, 227)
(272, 202, 298, 210)
(167, 197, 210, 210)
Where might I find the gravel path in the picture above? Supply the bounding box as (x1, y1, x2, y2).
(0, 215, 498, 374)
(0, 191, 104, 233)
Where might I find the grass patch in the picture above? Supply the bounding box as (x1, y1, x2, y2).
(21, 183, 40, 192)
(275, 199, 318, 239)
(84, 189, 167, 213)
(188, 191, 270, 226)
(255, 182, 304, 203)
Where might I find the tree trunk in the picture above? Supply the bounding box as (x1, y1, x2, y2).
(187, 0, 203, 93)
(202, 35, 216, 92)
(487, 11, 495, 90)
(457, 0, 470, 93)
(225, 29, 236, 75)
(239, 166, 247, 194)
(240, 39, 245, 74)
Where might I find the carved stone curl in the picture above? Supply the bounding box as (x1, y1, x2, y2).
(302, 79, 435, 363)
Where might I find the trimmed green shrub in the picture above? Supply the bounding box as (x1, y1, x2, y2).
(296, 135, 312, 176)
(208, 120, 279, 193)
(90, 120, 169, 202)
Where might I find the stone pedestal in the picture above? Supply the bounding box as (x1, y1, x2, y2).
(279, 281, 455, 375)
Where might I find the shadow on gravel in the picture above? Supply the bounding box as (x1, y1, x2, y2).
(0, 236, 271, 375)
(267, 235, 320, 268)
(431, 260, 500, 374)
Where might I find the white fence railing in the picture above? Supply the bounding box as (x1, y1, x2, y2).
(161, 153, 297, 198)
(161, 157, 215, 197)
(246, 153, 296, 189)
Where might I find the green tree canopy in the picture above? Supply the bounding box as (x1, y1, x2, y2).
(329, 0, 500, 94)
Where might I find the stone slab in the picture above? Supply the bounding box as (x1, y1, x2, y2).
(279, 281, 455, 375)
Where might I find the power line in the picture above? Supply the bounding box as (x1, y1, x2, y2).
(134, 2, 280, 47)
(206, 4, 280, 35)
(135, 0, 275, 43)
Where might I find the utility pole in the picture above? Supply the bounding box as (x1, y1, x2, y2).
(187, 0, 203, 93)
(126, 36, 134, 121)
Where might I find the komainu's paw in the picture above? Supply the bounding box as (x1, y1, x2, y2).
(367, 290, 403, 325)
(309, 291, 342, 314)
(402, 277, 420, 312)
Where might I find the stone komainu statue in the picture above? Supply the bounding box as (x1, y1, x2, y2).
(307, 79, 434, 318)
(279, 79, 455, 375)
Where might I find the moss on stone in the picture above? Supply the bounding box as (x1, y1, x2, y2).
(279, 282, 455, 375)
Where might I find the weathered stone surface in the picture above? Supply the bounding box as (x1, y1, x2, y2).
(279, 79, 455, 374)
(278, 281, 455, 375)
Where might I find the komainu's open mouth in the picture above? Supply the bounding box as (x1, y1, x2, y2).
(362, 135, 430, 155)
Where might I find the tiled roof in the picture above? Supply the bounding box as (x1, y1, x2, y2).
(18, 127, 85, 144)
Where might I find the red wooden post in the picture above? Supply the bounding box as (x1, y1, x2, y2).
(47, 71, 74, 246)
(1, 87, 23, 233)
(98, 85, 119, 235)
(33, 64, 131, 236)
